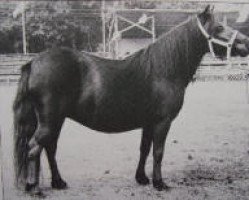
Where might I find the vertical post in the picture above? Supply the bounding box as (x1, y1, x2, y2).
(152, 16, 155, 42)
(223, 15, 227, 26)
(108, 15, 114, 53)
(0, 129, 4, 200)
(114, 14, 119, 58)
(246, 74, 249, 104)
(22, 9, 27, 54)
(101, 0, 106, 53)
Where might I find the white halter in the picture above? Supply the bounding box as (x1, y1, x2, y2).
(197, 17, 238, 60)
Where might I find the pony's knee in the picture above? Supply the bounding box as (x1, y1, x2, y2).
(153, 147, 164, 164)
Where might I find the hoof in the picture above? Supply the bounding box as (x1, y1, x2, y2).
(135, 173, 150, 185)
(153, 180, 170, 191)
(25, 183, 44, 197)
(52, 178, 68, 190)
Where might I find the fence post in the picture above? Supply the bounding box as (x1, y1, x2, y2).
(0, 129, 4, 200)
(246, 74, 249, 104)
(152, 16, 155, 42)
(22, 9, 27, 55)
(101, 0, 106, 53)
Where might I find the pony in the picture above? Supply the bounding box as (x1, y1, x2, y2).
(13, 6, 249, 195)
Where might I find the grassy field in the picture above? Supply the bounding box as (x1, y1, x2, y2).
(1, 81, 249, 200)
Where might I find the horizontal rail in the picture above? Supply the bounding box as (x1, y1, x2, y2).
(0, 53, 248, 76)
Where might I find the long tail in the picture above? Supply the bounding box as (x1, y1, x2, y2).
(13, 62, 37, 189)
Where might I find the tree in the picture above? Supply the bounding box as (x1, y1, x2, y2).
(0, 1, 102, 53)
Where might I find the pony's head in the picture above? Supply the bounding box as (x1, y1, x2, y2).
(198, 5, 249, 59)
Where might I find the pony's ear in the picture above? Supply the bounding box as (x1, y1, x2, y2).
(203, 5, 214, 15)
(204, 5, 211, 14)
(199, 5, 214, 23)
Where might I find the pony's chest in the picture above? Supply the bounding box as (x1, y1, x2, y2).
(152, 81, 185, 120)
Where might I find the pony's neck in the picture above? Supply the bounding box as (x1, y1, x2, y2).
(174, 17, 208, 84)
(141, 17, 208, 86)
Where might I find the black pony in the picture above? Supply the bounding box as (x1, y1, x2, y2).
(13, 6, 249, 195)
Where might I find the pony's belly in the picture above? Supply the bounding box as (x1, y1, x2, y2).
(86, 121, 141, 133)
(70, 107, 143, 133)
(72, 116, 142, 133)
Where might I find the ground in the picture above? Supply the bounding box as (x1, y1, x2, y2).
(1, 81, 249, 200)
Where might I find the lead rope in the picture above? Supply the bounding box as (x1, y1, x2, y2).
(40, 153, 44, 188)
(226, 30, 238, 60)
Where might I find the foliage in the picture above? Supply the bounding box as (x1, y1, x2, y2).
(0, 1, 102, 53)
(0, 26, 23, 54)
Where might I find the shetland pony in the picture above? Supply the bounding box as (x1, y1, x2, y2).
(13, 6, 249, 195)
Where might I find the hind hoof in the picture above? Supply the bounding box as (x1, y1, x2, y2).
(25, 183, 44, 197)
(52, 178, 68, 190)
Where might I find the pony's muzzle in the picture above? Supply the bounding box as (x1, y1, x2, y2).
(232, 34, 249, 57)
(232, 43, 249, 57)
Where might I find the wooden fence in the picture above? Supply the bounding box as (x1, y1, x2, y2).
(0, 53, 249, 83)
(195, 54, 249, 81)
(0, 54, 35, 83)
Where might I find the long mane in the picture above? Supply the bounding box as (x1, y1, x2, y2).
(134, 16, 207, 85)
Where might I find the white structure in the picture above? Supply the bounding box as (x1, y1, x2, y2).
(13, 1, 28, 54)
(0, 130, 3, 200)
(108, 11, 155, 59)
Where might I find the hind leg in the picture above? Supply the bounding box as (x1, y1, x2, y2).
(45, 142, 67, 189)
(26, 121, 64, 193)
(135, 126, 153, 185)
(28, 94, 65, 157)
(25, 124, 59, 195)
(25, 154, 43, 196)
(26, 97, 65, 192)
(26, 120, 65, 192)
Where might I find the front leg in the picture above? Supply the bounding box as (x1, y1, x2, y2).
(135, 126, 153, 185)
(152, 119, 171, 191)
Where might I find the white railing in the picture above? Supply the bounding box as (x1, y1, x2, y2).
(0, 53, 249, 82)
(195, 54, 249, 81)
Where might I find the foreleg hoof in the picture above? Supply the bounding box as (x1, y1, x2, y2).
(52, 178, 68, 190)
(135, 172, 150, 185)
(153, 179, 170, 191)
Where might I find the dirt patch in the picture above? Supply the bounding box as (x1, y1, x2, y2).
(2, 82, 249, 199)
